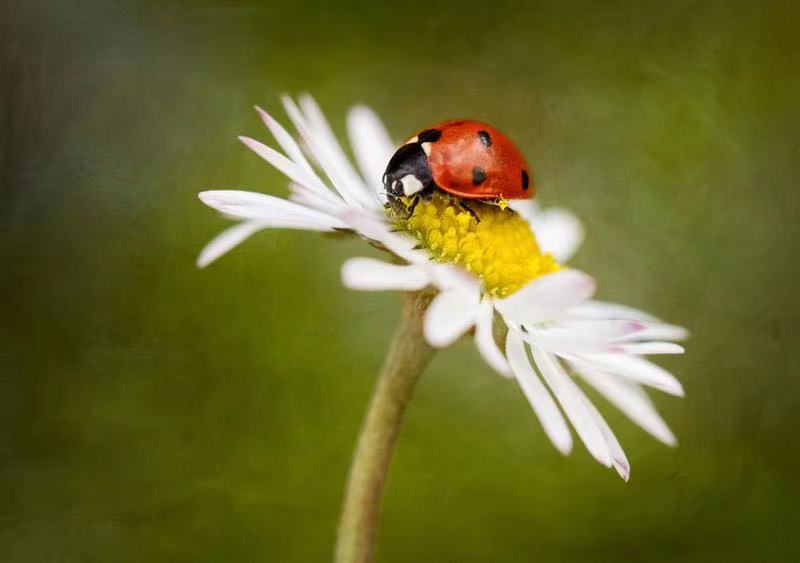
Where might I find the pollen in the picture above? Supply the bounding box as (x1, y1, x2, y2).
(388, 193, 558, 297)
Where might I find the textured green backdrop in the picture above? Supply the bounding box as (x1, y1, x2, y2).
(2, 0, 799, 561)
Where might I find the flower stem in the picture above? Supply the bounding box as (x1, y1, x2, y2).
(334, 291, 435, 563)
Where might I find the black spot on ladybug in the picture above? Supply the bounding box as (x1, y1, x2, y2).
(477, 130, 492, 147)
(417, 129, 442, 143)
(521, 169, 530, 190)
(472, 166, 487, 185)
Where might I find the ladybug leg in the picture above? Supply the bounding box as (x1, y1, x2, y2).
(457, 200, 481, 224)
(406, 195, 421, 216)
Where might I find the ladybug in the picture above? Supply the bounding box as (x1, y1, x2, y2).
(383, 120, 533, 205)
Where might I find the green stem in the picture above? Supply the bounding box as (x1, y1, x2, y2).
(334, 292, 435, 563)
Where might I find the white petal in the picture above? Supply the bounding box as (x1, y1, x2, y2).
(340, 208, 427, 264)
(299, 95, 374, 201)
(495, 269, 596, 325)
(531, 348, 612, 466)
(290, 94, 380, 210)
(621, 323, 690, 342)
(238, 136, 320, 193)
(423, 288, 480, 348)
(249, 107, 344, 209)
(568, 300, 661, 323)
(573, 365, 677, 446)
(474, 298, 511, 377)
(506, 331, 573, 454)
(347, 105, 395, 204)
(197, 220, 266, 268)
(529, 207, 585, 263)
(612, 342, 685, 355)
(522, 320, 646, 354)
(341, 258, 431, 291)
(281, 95, 373, 209)
(428, 263, 481, 293)
(288, 182, 343, 212)
(567, 353, 685, 397)
(507, 199, 537, 220)
(567, 302, 688, 342)
(254, 105, 317, 178)
(560, 320, 647, 341)
(198, 190, 346, 229)
(582, 399, 630, 481)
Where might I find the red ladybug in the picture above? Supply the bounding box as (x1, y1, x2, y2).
(383, 120, 533, 203)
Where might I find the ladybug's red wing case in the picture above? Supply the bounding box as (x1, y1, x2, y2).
(382, 119, 533, 202)
(425, 120, 533, 200)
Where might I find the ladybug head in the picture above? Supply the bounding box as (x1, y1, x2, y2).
(382, 141, 434, 200)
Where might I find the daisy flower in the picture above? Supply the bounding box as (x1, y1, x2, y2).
(198, 94, 686, 480)
(199, 95, 690, 562)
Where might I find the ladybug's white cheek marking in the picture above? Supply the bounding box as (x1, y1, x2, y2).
(406, 136, 419, 144)
(400, 174, 425, 196)
(421, 142, 432, 156)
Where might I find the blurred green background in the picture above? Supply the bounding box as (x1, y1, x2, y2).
(2, 0, 799, 561)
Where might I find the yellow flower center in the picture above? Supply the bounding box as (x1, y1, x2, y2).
(388, 192, 559, 297)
